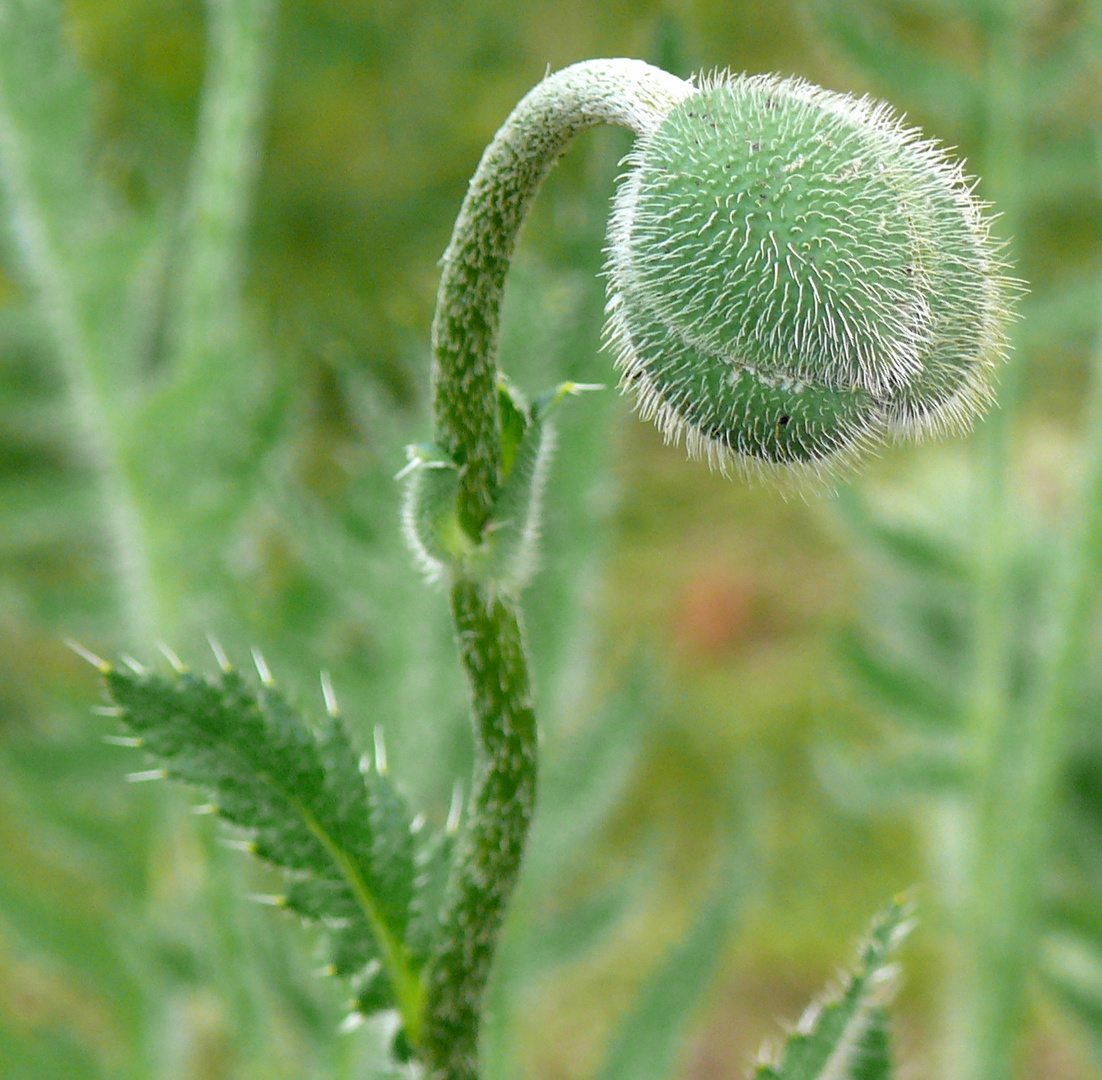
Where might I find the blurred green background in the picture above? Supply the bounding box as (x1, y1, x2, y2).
(1, 1, 1101, 1078)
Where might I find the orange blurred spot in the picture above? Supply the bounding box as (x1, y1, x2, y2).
(671, 567, 754, 659)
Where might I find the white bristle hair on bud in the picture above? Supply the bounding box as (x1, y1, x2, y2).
(604, 70, 1017, 488)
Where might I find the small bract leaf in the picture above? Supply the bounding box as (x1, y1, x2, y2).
(401, 381, 592, 591)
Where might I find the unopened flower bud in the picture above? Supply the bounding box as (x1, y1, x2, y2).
(605, 72, 1014, 482)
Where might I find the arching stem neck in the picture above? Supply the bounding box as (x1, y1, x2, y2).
(430, 58, 691, 537)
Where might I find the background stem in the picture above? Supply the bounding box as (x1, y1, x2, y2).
(169, 0, 277, 373)
(0, 21, 156, 642)
(957, 5, 1086, 1078)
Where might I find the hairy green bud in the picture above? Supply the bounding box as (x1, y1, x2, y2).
(605, 72, 1014, 482)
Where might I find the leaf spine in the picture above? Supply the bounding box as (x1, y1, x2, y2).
(373, 726, 389, 775)
(251, 646, 274, 686)
(126, 768, 167, 782)
(320, 670, 339, 716)
(219, 837, 259, 854)
(157, 642, 187, 673)
(64, 638, 110, 673)
(207, 634, 232, 672)
(248, 893, 285, 907)
(338, 1012, 366, 1034)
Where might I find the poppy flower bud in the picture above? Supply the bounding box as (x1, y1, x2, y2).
(604, 72, 1014, 481)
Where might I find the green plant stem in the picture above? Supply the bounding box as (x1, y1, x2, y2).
(966, 0, 1027, 771)
(421, 582, 537, 1080)
(169, 0, 277, 371)
(967, 0, 1026, 738)
(0, 45, 156, 642)
(962, 134, 1102, 1080)
(958, 7, 1068, 1077)
(422, 60, 689, 1080)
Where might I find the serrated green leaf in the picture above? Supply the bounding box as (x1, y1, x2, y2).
(847, 1008, 892, 1080)
(751, 899, 911, 1080)
(351, 959, 395, 1017)
(497, 376, 530, 482)
(102, 662, 424, 1038)
(280, 874, 383, 980)
(363, 761, 416, 936)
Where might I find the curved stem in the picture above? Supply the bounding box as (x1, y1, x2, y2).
(430, 58, 690, 537)
(422, 60, 691, 1080)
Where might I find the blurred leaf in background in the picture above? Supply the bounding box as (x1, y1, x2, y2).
(811, 1, 1102, 1078)
(1, 1, 1101, 1080)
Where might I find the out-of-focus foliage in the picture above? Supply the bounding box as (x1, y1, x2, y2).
(1, 0, 1101, 1079)
(812, 1, 1102, 1079)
